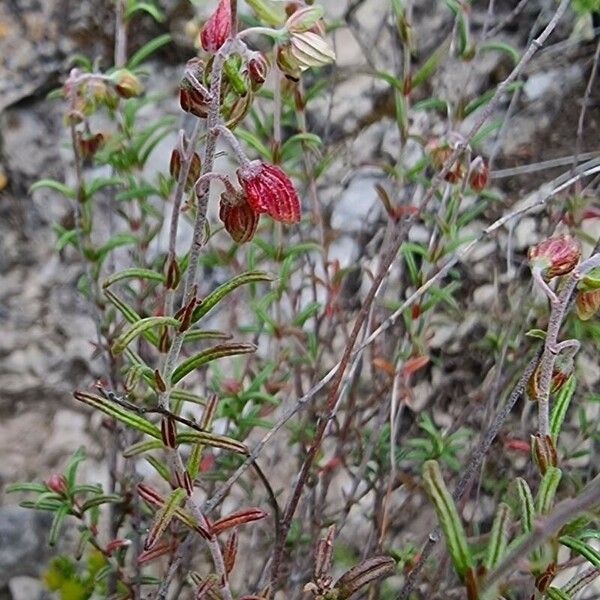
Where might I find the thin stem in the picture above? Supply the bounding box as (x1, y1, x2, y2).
(114, 0, 128, 68)
(213, 124, 251, 167)
(164, 122, 202, 317)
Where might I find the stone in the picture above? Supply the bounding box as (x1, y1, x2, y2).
(0, 507, 52, 588)
(7, 576, 46, 600)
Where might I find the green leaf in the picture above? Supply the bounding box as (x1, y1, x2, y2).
(526, 329, 548, 340)
(545, 588, 571, 600)
(235, 128, 272, 161)
(514, 478, 534, 534)
(73, 391, 161, 439)
(463, 82, 522, 117)
(104, 290, 159, 346)
(145, 456, 171, 483)
(112, 316, 179, 354)
(80, 495, 122, 512)
(20, 499, 64, 512)
(65, 448, 86, 488)
(191, 271, 273, 324)
(536, 467, 562, 515)
(550, 376, 576, 441)
(126, 2, 165, 22)
(422, 460, 473, 577)
(411, 37, 451, 89)
(6, 483, 48, 494)
(245, 0, 283, 26)
(484, 503, 511, 571)
(170, 389, 206, 406)
(171, 343, 256, 385)
(183, 330, 231, 344)
(479, 41, 520, 64)
(30, 179, 76, 199)
(281, 133, 322, 161)
(127, 33, 172, 69)
(94, 233, 139, 264)
(102, 268, 165, 289)
(49, 504, 70, 546)
(145, 488, 187, 550)
(177, 431, 248, 455)
(123, 440, 163, 458)
(559, 535, 600, 568)
(85, 176, 124, 198)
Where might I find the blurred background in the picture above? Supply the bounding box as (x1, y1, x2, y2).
(1, 1, 599, 598)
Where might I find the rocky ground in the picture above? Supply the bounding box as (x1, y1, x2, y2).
(1, 0, 599, 598)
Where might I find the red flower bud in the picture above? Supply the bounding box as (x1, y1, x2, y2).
(237, 161, 301, 224)
(469, 156, 489, 192)
(169, 148, 201, 192)
(219, 193, 259, 243)
(247, 53, 270, 91)
(200, 0, 231, 54)
(76, 132, 104, 160)
(46, 474, 68, 495)
(528, 235, 581, 280)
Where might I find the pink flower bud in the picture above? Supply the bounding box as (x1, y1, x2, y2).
(528, 235, 581, 280)
(200, 0, 231, 54)
(237, 161, 301, 224)
(46, 474, 68, 495)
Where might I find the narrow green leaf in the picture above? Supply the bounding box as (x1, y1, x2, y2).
(559, 535, 600, 568)
(80, 495, 122, 512)
(245, 0, 282, 26)
(484, 503, 511, 571)
(514, 478, 534, 534)
(30, 179, 76, 199)
(145, 488, 187, 550)
(411, 37, 451, 89)
(102, 268, 165, 288)
(191, 271, 273, 325)
(123, 440, 163, 458)
(85, 176, 123, 197)
(74, 391, 161, 439)
(127, 33, 172, 69)
(20, 499, 63, 512)
(171, 343, 257, 385)
(105, 290, 159, 346)
(183, 330, 231, 344)
(550, 376, 577, 441)
(126, 2, 165, 22)
(112, 316, 179, 354)
(479, 41, 520, 64)
(422, 460, 473, 577)
(49, 504, 70, 546)
(535, 467, 562, 515)
(65, 448, 86, 488)
(6, 483, 48, 494)
(235, 128, 272, 161)
(177, 431, 248, 455)
(145, 456, 171, 483)
(170, 389, 206, 406)
(545, 588, 571, 600)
